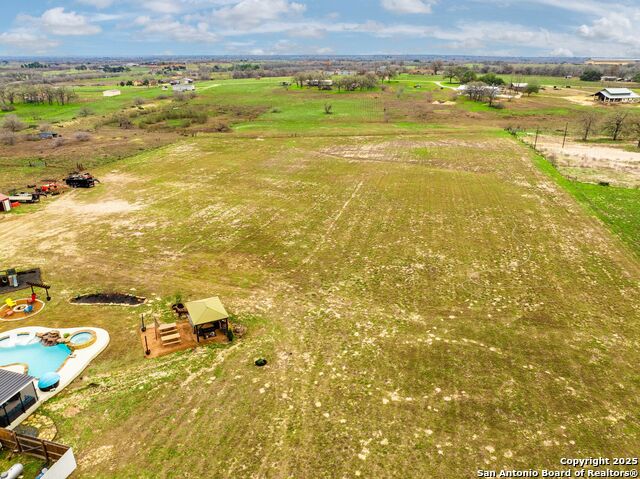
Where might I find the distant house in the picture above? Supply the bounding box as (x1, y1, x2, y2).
(173, 84, 196, 92)
(594, 88, 640, 103)
(0, 194, 11, 212)
(103, 89, 121, 97)
(183, 78, 194, 84)
(510, 82, 529, 92)
(39, 132, 59, 140)
(601, 76, 620, 82)
(132, 80, 144, 87)
(319, 79, 333, 90)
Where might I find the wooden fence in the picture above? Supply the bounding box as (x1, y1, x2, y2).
(0, 428, 70, 463)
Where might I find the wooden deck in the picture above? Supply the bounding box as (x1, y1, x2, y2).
(139, 320, 229, 359)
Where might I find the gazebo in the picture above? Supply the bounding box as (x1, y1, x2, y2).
(185, 297, 230, 342)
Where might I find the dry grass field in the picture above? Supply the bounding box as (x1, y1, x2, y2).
(1, 121, 639, 477)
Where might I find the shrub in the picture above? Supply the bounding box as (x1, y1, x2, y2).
(324, 103, 333, 115)
(2, 114, 25, 132)
(74, 131, 91, 142)
(0, 131, 16, 145)
(580, 69, 602, 82)
(226, 329, 234, 342)
(52, 137, 65, 148)
(78, 106, 94, 117)
(133, 97, 146, 106)
(491, 102, 506, 109)
(0, 104, 15, 112)
(116, 115, 133, 129)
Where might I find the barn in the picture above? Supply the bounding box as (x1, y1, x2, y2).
(0, 194, 11, 212)
(594, 88, 640, 103)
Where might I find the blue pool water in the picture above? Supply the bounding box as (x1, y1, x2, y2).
(0, 342, 71, 378)
(70, 332, 93, 345)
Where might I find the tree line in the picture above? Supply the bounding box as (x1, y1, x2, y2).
(0, 85, 77, 110)
(578, 111, 640, 147)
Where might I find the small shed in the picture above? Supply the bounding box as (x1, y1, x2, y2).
(103, 89, 121, 97)
(0, 369, 38, 428)
(510, 82, 529, 92)
(185, 297, 230, 342)
(173, 84, 196, 92)
(39, 132, 59, 140)
(594, 88, 640, 103)
(0, 194, 10, 212)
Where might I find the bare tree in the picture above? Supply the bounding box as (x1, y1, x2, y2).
(604, 111, 628, 141)
(431, 60, 444, 75)
(629, 114, 640, 149)
(579, 112, 599, 141)
(2, 114, 25, 132)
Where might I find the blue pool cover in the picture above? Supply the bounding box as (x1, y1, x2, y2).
(38, 372, 61, 390)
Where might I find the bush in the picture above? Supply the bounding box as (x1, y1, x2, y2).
(0, 131, 16, 145)
(74, 131, 91, 142)
(580, 69, 602, 81)
(2, 114, 25, 132)
(52, 138, 65, 148)
(226, 329, 234, 342)
(491, 102, 506, 109)
(0, 104, 15, 112)
(116, 115, 133, 129)
(133, 97, 146, 106)
(78, 106, 94, 117)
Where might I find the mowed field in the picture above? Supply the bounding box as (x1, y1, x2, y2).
(1, 124, 639, 477)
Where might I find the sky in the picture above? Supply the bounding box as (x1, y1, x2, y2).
(0, 0, 639, 58)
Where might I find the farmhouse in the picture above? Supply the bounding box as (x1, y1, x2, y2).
(173, 84, 196, 92)
(103, 89, 121, 97)
(601, 76, 620, 82)
(594, 88, 640, 103)
(0, 193, 11, 212)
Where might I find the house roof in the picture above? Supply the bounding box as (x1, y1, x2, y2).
(0, 370, 35, 406)
(598, 88, 640, 99)
(511, 83, 529, 88)
(0, 194, 9, 202)
(186, 297, 229, 327)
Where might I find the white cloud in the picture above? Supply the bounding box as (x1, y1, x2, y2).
(138, 17, 219, 42)
(142, 0, 184, 14)
(381, 0, 435, 14)
(0, 29, 60, 53)
(35, 8, 102, 36)
(213, 0, 306, 28)
(77, 0, 116, 8)
(550, 47, 574, 57)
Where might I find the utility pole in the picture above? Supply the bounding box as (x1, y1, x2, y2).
(562, 122, 569, 149)
(534, 127, 539, 150)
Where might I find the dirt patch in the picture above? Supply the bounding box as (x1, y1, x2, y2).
(48, 196, 143, 215)
(71, 293, 146, 305)
(534, 135, 640, 187)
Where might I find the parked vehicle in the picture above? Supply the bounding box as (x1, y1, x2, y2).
(64, 172, 99, 188)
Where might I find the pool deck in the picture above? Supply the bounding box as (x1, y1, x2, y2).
(0, 326, 110, 429)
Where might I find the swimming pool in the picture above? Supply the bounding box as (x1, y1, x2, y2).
(70, 332, 93, 345)
(0, 342, 71, 378)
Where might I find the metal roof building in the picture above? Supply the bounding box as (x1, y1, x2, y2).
(0, 369, 39, 428)
(594, 88, 640, 103)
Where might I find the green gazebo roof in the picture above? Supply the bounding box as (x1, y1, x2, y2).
(185, 297, 229, 327)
